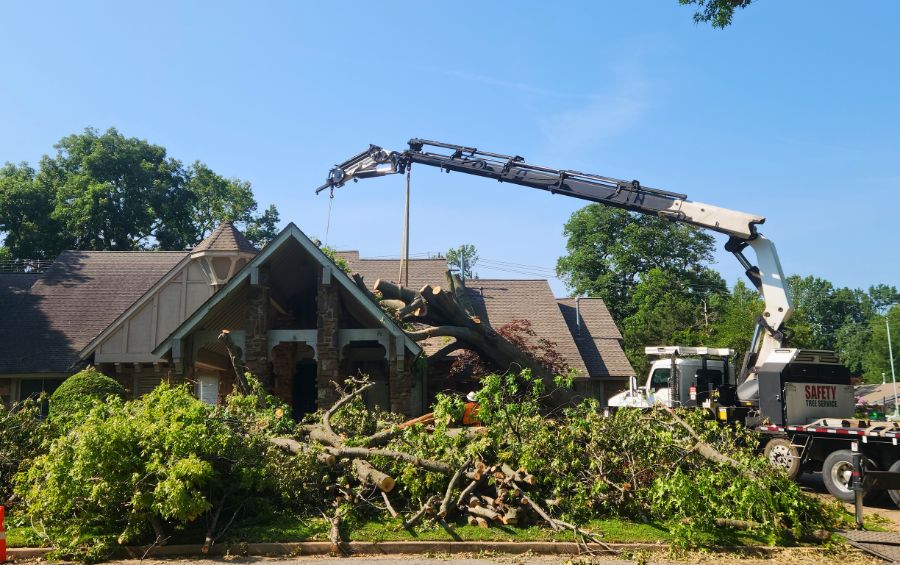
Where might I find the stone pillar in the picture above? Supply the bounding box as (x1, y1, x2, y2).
(388, 335, 412, 415)
(245, 267, 271, 388)
(316, 270, 340, 408)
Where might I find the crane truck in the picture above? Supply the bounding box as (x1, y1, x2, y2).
(315, 138, 900, 504)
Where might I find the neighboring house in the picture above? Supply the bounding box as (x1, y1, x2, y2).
(0, 222, 634, 415)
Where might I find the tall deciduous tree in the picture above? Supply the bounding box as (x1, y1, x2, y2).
(0, 163, 60, 259)
(39, 128, 187, 252)
(708, 280, 763, 364)
(0, 128, 280, 259)
(557, 205, 726, 372)
(556, 205, 723, 321)
(185, 162, 280, 248)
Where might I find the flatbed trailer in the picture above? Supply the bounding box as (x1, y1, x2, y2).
(752, 418, 900, 503)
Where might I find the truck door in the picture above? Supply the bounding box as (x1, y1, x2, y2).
(649, 368, 672, 406)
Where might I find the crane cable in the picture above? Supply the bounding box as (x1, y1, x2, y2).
(324, 186, 334, 246)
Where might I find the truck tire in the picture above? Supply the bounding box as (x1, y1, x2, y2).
(764, 438, 801, 479)
(822, 450, 877, 503)
(887, 460, 900, 508)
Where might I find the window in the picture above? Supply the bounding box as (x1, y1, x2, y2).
(18, 378, 64, 417)
(197, 375, 220, 405)
(650, 368, 671, 391)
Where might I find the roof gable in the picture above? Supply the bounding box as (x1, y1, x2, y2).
(153, 224, 421, 357)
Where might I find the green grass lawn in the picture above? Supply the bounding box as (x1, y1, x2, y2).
(10, 509, 876, 549)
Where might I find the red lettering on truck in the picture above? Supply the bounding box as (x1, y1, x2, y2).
(805, 385, 836, 401)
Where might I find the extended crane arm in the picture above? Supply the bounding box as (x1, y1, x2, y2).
(318, 139, 766, 239)
(316, 139, 792, 400)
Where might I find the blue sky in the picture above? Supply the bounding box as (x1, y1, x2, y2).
(1, 1, 897, 296)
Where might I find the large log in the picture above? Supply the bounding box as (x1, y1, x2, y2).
(352, 458, 396, 492)
(380, 278, 575, 408)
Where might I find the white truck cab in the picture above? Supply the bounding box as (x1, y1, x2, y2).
(608, 346, 735, 408)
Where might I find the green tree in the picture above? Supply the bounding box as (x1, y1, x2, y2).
(39, 127, 188, 251)
(864, 306, 900, 383)
(184, 162, 279, 248)
(0, 127, 280, 259)
(446, 244, 479, 280)
(679, 0, 753, 28)
(622, 269, 711, 374)
(557, 205, 723, 321)
(0, 163, 60, 259)
(558, 205, 727, 372)
(708, 280, 762, 363)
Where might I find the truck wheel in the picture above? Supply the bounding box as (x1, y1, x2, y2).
(887, 460, 900, 508)
(764, 438, 801, 479)
(822, 450, 877, 503)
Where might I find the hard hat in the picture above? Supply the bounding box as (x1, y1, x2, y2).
(466, 391, 478, 402)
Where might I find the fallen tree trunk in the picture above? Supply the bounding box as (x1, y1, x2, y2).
(374, 274, 574, 408)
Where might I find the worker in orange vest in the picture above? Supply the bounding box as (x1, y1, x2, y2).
(462, 391, 480, 426)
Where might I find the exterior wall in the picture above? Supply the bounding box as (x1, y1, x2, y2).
(97, 362, 184, 399)
(315, 275, 340, 408)
(387, 335, 412, 415)
(96, 260, 212, 363)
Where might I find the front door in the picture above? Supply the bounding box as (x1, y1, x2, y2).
(292, 360, 317, 419)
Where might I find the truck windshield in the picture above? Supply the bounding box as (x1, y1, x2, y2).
(650, 368, 670, 391)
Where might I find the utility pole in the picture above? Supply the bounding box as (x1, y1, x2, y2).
(460, 251, 466, 283)
(888, 308, 898, 417)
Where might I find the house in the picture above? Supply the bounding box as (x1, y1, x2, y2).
(0, 222, 634, 415)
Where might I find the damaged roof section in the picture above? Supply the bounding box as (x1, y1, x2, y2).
(336, 252, 634, 379)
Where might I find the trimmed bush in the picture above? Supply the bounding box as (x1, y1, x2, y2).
(49, 366, 126, 431)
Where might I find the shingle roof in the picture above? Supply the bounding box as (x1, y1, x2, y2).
(557, 298, 635, 377)
(467, 279, 589, 376)
(0, 251, 186, 373)
(335, 252, 450, 291)
(192, 221, 258, 254)
(335, 253, 632, 378)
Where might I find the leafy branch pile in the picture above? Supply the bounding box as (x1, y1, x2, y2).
(8, 368, 845, 561)
(287, 371, 843, 551)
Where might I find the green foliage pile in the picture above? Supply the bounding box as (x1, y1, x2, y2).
(49, 366, 125, 433)
(15, 381, 313, 561)
(11, 370, 844, 560)
(357, 371, 843, 546)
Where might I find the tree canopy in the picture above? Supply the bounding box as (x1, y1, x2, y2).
(0, 127, 279, 260)
(557, 205, 727, 373)
(679, 0, 753, 28)
(558, 204, 897, 381)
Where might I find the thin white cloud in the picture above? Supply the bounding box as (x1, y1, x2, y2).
(435, 69, 597, 100)
(537, 63, 649, 159)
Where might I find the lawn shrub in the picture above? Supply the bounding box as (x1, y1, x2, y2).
(49, 366, 125, 432)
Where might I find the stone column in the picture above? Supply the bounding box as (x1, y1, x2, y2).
(388, 335, 412, 415)
(245, 267, 271, 389)
(316, 269, 340, 408)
